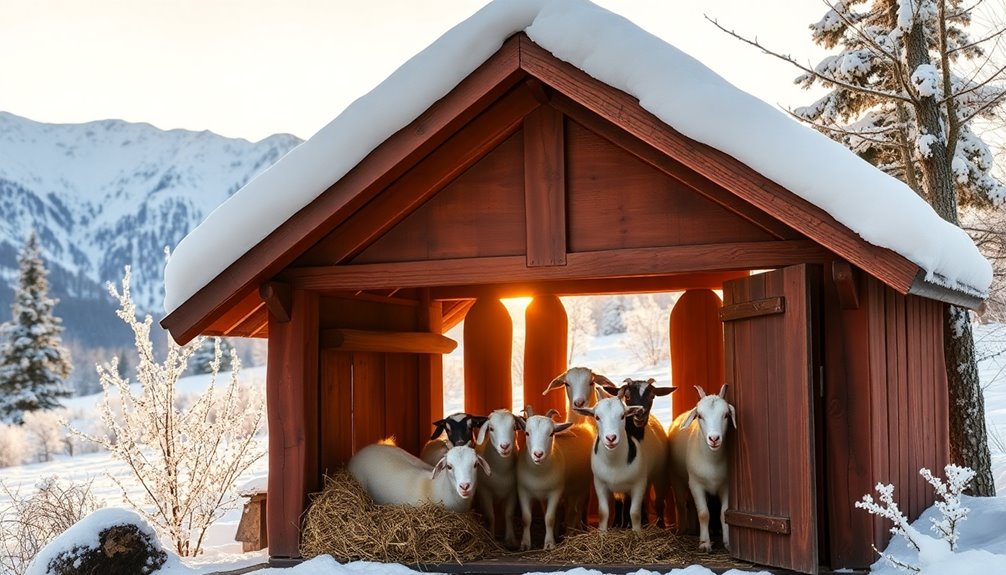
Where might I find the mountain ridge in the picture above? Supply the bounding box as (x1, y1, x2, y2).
(0, 111, 303, 354)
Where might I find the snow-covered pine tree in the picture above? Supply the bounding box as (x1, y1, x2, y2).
(0, 231, 72, 425)
(189, 336, 234, 375)
(713, 0, 1005, 495)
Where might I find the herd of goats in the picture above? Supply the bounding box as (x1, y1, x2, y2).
(347, 367, 737, 553)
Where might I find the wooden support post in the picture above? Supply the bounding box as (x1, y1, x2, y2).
(266, 289, 319, 560)
(669, 289, 724, 419)
(523, 295, 568, 418)
(464, 297, 513, 415)
(418, 290, 445, 435)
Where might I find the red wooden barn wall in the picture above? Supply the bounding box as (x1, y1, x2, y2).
(823, 272, 949, 567)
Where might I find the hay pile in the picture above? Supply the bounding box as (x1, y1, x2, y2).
(526, 527, 690, 565)
(299, 471, 503, 564)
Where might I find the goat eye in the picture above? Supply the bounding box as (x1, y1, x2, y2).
(697, 414, 704, 420)
(489, 426, 494, 432)
(446, 464, 453, 470)
(550, 431, 555, 437)
(594, 415, 600, 421)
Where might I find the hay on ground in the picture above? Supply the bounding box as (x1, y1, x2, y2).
(299, 470, 504, 564)
(525, 527, 691, 565)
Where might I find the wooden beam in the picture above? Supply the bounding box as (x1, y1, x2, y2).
(524, 105, 566, 267)
(832, 260, 860, 310)
(518, 34, 923, 297)
(430, 270, 750, 300)
(260, 281, 292, 322)
(160, 35, 525, 344)
(284, 240, 831, 292)
(319, 328, 458, 354)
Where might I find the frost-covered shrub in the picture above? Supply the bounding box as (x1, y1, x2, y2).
(0, 423, 26, 467)
(21, 410, 66, 463)
(70, 267, 265, 557)
(855, 464, 975, 572)
(620, 294, 670, 367)
(26, 508, 168, 575)
(0, 477, 103, 575)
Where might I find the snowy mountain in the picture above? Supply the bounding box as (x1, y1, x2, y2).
(0, 111, 302, 348)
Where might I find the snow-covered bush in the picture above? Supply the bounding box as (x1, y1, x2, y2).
(0, 423, 26, 467)
(70, 267, 266, 557)
(856, 464, 975, 572)
(0, 476, 103, 575)
(21, 410, 66, 463)
(25, 508, 170, 575)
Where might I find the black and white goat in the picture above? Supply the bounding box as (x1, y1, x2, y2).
(420, 412, 486, 467)
(600, 377, 675, 528)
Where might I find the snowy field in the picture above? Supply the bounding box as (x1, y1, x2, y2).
(2, 315, 1006, 574)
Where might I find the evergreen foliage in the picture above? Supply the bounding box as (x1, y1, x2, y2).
(792, 0, 1006, 208)
(189, 337, 234, 375)
(0, 231, 72, 424)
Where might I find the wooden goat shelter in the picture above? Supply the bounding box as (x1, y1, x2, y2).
(161, 31, 981, 575)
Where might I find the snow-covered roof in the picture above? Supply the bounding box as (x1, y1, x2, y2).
(163, 0, 991, 316)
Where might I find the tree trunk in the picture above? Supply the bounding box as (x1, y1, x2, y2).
(906, 15, 996, 495)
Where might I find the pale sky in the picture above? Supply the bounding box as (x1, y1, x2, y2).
(0, 0, 829, 142)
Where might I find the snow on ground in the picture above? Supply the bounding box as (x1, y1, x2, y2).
(4, 319, 1006, 574)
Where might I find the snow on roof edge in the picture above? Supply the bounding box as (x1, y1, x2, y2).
(163, 0, 991, 318)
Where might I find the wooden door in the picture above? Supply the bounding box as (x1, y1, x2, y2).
(721, 265, 819, 574)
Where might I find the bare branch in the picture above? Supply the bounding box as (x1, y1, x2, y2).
(705, 15, 915, 103)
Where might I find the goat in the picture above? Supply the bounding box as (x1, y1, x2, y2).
(515, 408, 576, 550)
(542, 367, 615, 424)
(475, 409, 519, 547)
(348, 442, 490, 513)
(667, 384, 736, 552)
(574, 396, 667, 532)
(600, 377, 675, 528)
(419, 412, 486, 467)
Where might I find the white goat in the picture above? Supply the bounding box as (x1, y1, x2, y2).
(419, 412, 486, 467)
(667, 384, 736, 552)
(515, 409, 575, 550)
(575, 396, 667, 532)
(475, 409, 519, 547)
(543, 367, 615, 424)
(348, 442, 490, 513)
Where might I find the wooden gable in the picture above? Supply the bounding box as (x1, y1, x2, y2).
(161, 33, 967, 345)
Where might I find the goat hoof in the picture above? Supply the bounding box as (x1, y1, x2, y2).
(699, 541, 712, 553)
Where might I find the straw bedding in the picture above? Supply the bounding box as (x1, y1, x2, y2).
(300, 471, 748, 568)
(299, 471, 503, 564)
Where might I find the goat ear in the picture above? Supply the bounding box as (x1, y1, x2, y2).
(476, 454, 491, 476)
(572, 406, 594, 417)
(515, 416, 526, 431)
(694, 385, 707, 399)
(600, 384, 620, 397)
(554, 422, 574, 434)
(431, 456, 448, 479)
(543, 374, 567, 394)
(592, 373, 616, 388)
(653, 386, 676, 397)
(681, 409, 698, 430)
(728, 404, 737, 429)
(429, 420, 446, 440)
(476, 423, 490, 446)
(718, 384, 729, 398)
(523, 405, 536, 418)
(616, 386, 628, 400)
(469, 416, 488, 430)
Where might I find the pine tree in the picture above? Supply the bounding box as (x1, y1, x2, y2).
(189, 337, 234, 375)
(0, 231, 72, 424)
(713, 0, 1005, 495)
